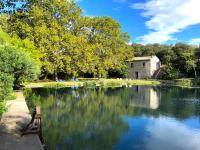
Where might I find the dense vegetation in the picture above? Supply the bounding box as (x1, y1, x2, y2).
(0, 0, 200, 111)
(132, 43, 200, 79)
(0, 0, 132, 80)
(0, 0, 132, 116)
(1, 0, 199, 82)
(0, 29, 40, 116)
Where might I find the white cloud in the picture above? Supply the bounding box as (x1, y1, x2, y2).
(189, 38, 200, 45)
(130, 0, 200, 44)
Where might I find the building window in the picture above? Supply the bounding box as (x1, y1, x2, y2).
(143, 62, 146, 67)
(131, 63, 134, 68)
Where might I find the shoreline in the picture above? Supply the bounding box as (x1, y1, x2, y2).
(25, 79, 161, 88)
(25, 78, 200, 88)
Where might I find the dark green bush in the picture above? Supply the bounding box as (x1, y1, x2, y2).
(160, 66, 179, 80)
(0, 45, 40, 88)
(0, 72, 13, 100)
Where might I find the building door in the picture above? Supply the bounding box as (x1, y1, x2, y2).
(135, 72, 140, 79)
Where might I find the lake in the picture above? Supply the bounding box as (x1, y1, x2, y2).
(24, 86, 200, 150)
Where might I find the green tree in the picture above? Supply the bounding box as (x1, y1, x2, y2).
(3, 1, 132, 79)
(172, 43, 197, 78)
(195, 46, 200, 77)
(85, 16, 133, 78)
(160, 65, 179, 80)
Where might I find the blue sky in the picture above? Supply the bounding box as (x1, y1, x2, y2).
(76, 0, 200, 45)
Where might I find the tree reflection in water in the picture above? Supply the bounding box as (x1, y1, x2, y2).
(24, 86, 200, 150)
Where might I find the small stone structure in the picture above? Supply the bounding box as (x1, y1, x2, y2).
(127, 56, 161, 79)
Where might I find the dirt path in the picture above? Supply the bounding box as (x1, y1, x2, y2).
(0, 91, 43, 150)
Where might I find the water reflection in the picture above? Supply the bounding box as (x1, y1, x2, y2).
(24, 86, 200, 150)
(129, 86, 160, 110)
(113, 116, 200, 150)
(145, 117, 200, 150)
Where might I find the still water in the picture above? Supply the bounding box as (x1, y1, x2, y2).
(24, 86, 200, 150)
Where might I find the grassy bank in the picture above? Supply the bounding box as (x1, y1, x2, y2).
(161, 78, 200, 88)
(26, 79, 161, 88)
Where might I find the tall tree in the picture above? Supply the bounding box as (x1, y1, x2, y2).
(172, 43, 197, 78)
(3, 0, 132, 79)
(85, 16, 133, 77)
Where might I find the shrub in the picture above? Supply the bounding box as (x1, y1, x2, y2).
(0, 100, 6, 118)
(160, 65, 179, 80)
(108, 65, 129, 78)
(83, 81, 96, 87)
(0, 72, 14, 118)
(0, 72, 13, 100)
(0, 45, 40, 88)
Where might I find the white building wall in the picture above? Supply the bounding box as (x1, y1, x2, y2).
(150, 56, 161, 76)
(128, 56, 161, 79)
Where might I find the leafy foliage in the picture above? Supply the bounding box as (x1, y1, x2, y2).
(1, 0, 132, 79)
(160, 65, 179, 80)
(0, 100, 6, 117)
(0, 28, 41, 106)
(132, 43, 199, 78)
(0, 72, 13, 100)
(0, 44, 40, 88)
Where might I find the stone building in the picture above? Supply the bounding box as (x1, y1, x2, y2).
(127, 56, 161, 79)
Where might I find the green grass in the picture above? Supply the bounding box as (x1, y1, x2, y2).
(97, 79, 160, 87)
(160, 78, 200, 88)
(26, 81, 84, 88)
(26, 79, 160, 88)
(174, 78, 200, 87)
(83, 81, 96, 87)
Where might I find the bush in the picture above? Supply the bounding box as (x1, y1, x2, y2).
(108, 65, 129, 78)
(0, 100, 6, 118)
(0, 45, 40, 88)
(0, 72, 13, 100)
(160, 65, 179, 80)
